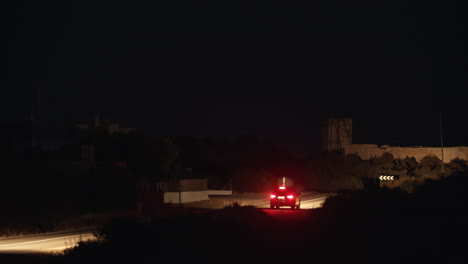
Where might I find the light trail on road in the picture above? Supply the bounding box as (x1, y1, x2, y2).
(0, 230, 97, 254)
(0, 193, 330, 254)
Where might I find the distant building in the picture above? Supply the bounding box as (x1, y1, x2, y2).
(76, 113, 135, 135)
(322, 117, 468, 162)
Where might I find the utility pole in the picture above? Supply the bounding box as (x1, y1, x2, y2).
(178, 186, 182, 207)
(36, 87, 41, 122)
(439, 112, 445, 176)
(33, 87, 42, 148)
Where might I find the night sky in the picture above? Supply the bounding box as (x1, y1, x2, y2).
(3, 1, 467, 155)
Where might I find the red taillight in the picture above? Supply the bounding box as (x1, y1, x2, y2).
(270, 194, 276, 199)
(287, 195, 294, 199)
(279, 186, 286, 190)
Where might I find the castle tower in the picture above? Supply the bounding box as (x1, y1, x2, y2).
(321, 117, 353, 152)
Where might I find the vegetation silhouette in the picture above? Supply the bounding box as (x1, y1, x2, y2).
(1, 128, 467, 264)
(49, 172, 467, 264)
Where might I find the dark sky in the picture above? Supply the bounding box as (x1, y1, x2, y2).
(2, 1, 467, 155)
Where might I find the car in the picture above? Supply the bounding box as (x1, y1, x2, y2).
(269, 186, 301, 209)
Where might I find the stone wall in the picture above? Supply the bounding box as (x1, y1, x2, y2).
(345, 144, 468, 162)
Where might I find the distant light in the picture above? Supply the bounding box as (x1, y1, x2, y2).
(279, 186, 286, 190)
(270, 194, 276, 198)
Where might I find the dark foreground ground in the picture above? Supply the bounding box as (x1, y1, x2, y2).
(1, 173, 467, 264)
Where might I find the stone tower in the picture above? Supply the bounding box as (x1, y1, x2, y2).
(321, 117, 353, 152)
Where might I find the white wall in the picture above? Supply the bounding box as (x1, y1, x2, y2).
(163, 190, 232, 204)
(207, 190, 233, 195)
(164, 191, 209, 204)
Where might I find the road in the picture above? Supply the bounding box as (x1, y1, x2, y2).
(185, 191, 332, 210)
(0, 229, 97, 254)
(0, 192, 330, 254)
(249, 192, 330, 209)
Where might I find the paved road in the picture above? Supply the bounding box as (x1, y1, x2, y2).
(185, 191, 332, 209)
(247, 192, 331, 209)
(0, 192, 330, 254)
(0, 229, 97, 254)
